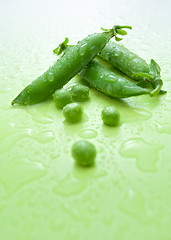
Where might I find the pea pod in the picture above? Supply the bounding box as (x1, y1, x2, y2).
(79, 59, 150, 98)
(12, 25, 131, 105)
(98, 41, 164, 96)
(54, 40, 150, 98)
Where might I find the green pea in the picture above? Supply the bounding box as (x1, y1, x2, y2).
(53, 89, 72, 108)
(63, 103, 83, 123)
(101, 106, 120, 126)
(72, 140, 96, 167)
(71, 84, 89, 102)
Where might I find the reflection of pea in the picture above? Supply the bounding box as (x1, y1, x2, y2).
(101, 106, 120, 126)
(63, 103, 83, 123)
(72, 140, 96, 167)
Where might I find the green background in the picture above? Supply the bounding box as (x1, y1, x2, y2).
(0, 0, 171, 239)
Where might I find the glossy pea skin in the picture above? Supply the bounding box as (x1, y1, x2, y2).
(71, 84, 89, 102)
(72, 140, 96, 167)
(53, 89, 72, 108)
(79, 59, 150, 98)
(99, 41, 163, 96)
(63, 103, 83, 123)
(99, 41, 149, 80)
(12, 28, 120, 105)
(101, 106, 120, 126)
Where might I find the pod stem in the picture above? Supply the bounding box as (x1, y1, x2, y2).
(53, 37, 69, 55)
(55, 25, 132, 56)
(101, 25, 132, 33)
(150, 78, 164, 96)
(114, 25, 132, 41)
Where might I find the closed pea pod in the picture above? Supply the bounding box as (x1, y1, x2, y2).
(98, 41, 164, 96)
(79, 59, 150, 98)
(12, 25, 131, 105)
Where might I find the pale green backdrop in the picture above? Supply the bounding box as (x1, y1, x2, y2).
(0, 0, 171, 239)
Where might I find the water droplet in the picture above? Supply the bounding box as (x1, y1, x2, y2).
(122, 107, 152, 123)
(53, 175, 87, 197)
(32, 130, 55, 144)
(0, 128, 55, 156)
(79, 129, 97, 139)
(119, 191, 146, 221)
(79, 43, 87, 56)
(132, 108, 152, 119)
(0, 129, 32, 155)
(119, 138, 163, 172)
(0, 87, 11, 93)
(47, 71, 54, 82)
(154, 121, 171, 134)
(26, 105, 54, 124)
(0, 158, 47, 197)
(164, 93, 171, 103)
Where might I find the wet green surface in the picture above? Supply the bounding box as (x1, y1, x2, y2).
(0, 0, 171, 239)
